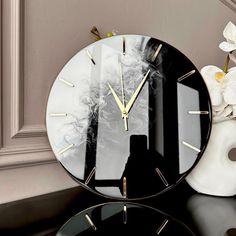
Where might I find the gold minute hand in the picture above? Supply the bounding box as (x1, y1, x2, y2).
(107, 83, 126, 115)
(119, 62, 128, 131)
(125, 69, 150, 113)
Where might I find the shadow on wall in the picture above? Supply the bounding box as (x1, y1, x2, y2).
(220, 0, 236, 12)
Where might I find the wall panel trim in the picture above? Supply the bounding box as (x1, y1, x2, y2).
(0, 149, 55, 170)
(10, 0, 47, 139)
(14, 124, 47, 138)
(10, 0, 24, 138)
(0, 0, 54, 169)
(0, 0, 2, 149)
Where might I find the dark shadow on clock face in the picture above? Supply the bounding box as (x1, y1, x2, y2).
(57, 202, 194, 236)
(47, 35, 212, 200)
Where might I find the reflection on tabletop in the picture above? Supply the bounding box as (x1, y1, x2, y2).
(187, 194, 236, 236)
(56, 202, 194, 236)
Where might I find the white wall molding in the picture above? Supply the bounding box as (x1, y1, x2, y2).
(0, 149, 55, 170)
(13, 124, 47, 138)
(0, 0, 52, 169)
(0, 144, 51, 156)
(10, 0, 24, 138)
(0, 140, 56, 170)
(10, 0, 47, 139)
(0, 0, 2, 150)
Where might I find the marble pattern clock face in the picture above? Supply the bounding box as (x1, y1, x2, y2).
(46, 35, 212, 199)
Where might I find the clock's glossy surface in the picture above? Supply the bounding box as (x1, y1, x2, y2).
(56, 202, 194, 236)
(46, 35, 212, 200)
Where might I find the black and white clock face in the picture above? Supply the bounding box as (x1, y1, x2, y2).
(46, 35, 212, 200)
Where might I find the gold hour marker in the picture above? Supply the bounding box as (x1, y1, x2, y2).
(59, 78, 75, 87)
(188, 111, 209, 115)
(122, 37, 126, 55)
(85, 214, 97, 231)
(123, 177, 127, 198)
(156, 219, 169, 235)
(155, 168, 169, 187)
(85, 167, 96, 185)
(177, 70, 196, 82)
(182, 141, 200, 153)
(123, 204, 127, 224)
(151, 44, 162, 62)
(50, 113, 67, 117)
(58, 144, 74, 155)
(86, 49, 96, 65)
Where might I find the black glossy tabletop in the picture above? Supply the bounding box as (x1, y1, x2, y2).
(0, 181, 235, 236)
(57, 202, 194, 236)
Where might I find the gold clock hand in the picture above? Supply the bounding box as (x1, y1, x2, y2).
(125, 69, 150, 113)
(119, 62, 128, 131)
(107, 83, 128, 118)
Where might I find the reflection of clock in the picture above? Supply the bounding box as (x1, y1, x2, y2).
(46, 35, 212, 200)
(56, 202, 194, 235)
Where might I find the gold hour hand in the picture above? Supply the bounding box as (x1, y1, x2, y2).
(125, 69, 150, 113)
(107, 83, 127, 116)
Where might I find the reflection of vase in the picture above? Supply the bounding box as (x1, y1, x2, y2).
(187, 194, 236, 236)
(186, 119, 236, 196)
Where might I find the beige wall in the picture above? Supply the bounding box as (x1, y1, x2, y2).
(0, 0, 235, 204)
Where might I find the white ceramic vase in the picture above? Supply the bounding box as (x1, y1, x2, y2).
(186, 119, 236, 196)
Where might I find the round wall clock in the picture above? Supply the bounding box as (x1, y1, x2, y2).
(56, 202, 194, 235)
(46, 35, 212, 200)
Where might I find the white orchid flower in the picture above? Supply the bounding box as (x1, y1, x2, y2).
(201, 65, 236, 122)
(219, 21, 236, 52)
